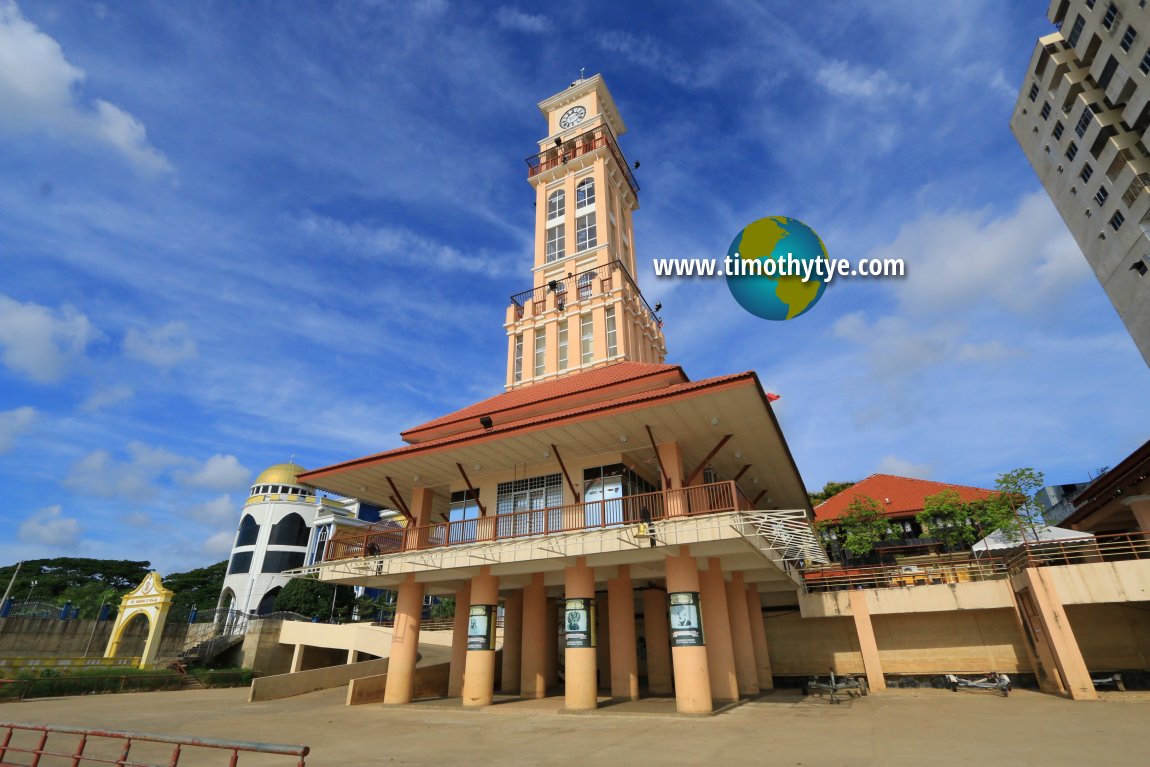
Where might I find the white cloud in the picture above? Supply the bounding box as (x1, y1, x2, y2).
(0, 294, 98, 383)
(19, 504, 83, 547)
(814, 60, 911, 100)
(0, 0, 171, 172)
(122, 321, 197, 369)
(297, 214, 518, 277)
(65, 442, 185, 501)
(0, 406, 36, 452)
(202, 530, 235, 557)
(177, 454, 250, 491)
(188, 494, 239, 525)
(496, 7, 545, 33)
(875, 455, 933, 479)
(877, 191, 1090, 317)
(81, 384, 134, 412)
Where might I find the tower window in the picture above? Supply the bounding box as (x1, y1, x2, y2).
(605, 307, 618, 357)
(1065, 141, 1078, 161)
(547, 189, 565, 220)
(1102, 4, 1119, 31)
(1131, 259, 1148, 277)
(1041, 102, 1051, 120)
(1080, 164, 1094, 183)
(558, 319, 568, 370)
(1028, 83, 1039, 102)
(1068, 15, 1085, 47)
(576, 213, 597, 251)
(513, 333, 523, 383)
(235, 515, 259, 547)
(1053, 121, 1064, 140)
(1094, 186, 1109, 205)
(534, 327, 546, 377)
(580, 313, 593, 365)
(1141, 47, 1150, 74)
(576, 178, 595, 209)
(1075, 108, 1092, 138)
(1109, 210, 1125, 231)
(1121, 26, 1137, 52)
(546, 224, 565, 262)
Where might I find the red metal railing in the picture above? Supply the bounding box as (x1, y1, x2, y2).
(526, 124, 639, 197)
(1004, 531, 1150, 570)
(0, 721, 308, 766)
(325, 481, 741, 562)
(508, 259, 662, 327)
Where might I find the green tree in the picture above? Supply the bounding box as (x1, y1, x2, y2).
(808, 480, 856, 507)
(0, 558, 151, 605)
(916, 489, 980, 550)
(163, 561, 227, 613)
(821, 496, 893, 556)
(431, 596, 455, 620)
(274, 578, 355, 620)
(981, 467, 1046, 544)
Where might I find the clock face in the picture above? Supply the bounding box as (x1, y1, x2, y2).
(559, 106, 587, 129)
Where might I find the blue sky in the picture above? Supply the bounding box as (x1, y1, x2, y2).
(1, 1, 1147, 574)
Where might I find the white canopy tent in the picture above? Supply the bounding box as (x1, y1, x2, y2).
(972, 525, 1094, 555)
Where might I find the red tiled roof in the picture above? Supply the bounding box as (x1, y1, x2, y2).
(812, 474, 996, 523)
(400, 361, 685, 442)
(301, 370, 759, 481)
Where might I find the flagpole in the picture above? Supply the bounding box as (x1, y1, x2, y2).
(0, 561, 21, 607)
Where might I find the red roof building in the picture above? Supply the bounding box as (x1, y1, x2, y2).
(813, 474, 998, 524)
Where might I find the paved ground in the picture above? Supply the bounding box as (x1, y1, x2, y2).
(2, 686, 1147, 767)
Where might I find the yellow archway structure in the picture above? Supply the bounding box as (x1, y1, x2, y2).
(104, 571, 174, 669)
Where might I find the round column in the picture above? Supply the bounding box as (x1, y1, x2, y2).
(462, 567, 499, 707)
(564, 558, 598, 710)
(383, 574, 425, 704)
(665, 548, 712, 714)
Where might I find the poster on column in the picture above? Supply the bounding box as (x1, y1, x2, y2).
(668, 592, 704, 647)
(564, 598, 596, 648)
(467, 605, 495, 650)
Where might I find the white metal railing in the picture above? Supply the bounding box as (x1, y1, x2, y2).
(740, 510, 830, 566)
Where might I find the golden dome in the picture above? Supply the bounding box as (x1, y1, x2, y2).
(253, 463, 307, 488)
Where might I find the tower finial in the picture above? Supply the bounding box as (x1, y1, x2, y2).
(580, 67, 585, 81)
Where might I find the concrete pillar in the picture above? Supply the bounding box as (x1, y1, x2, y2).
(463, 568, 499, 707)
(290, 643, 304, 673)
(383, 574, 425, 704)
(520, 574, 547, 698)
(448, 580, 471, 697)
(656, 440, 685, 496)
(1013, 567, 1097, 700)
(847, 591, 886, 692)
(501, 589, 523, 693)
(665, 548, 712, 713)
(564, 558, 597, 710)
(346, 648, 357, 664)
(642, 588, 673, 695)
(405, 486, 435, 550)
(699, 559, 739, 702)
(1126, 496, 1150, 532)
(745, 584, 773, 689)
(608, 565, 639, 700)
(726, 573, 759, 696)
(545, 598, 559, 689)
(596, 590, 610, 691)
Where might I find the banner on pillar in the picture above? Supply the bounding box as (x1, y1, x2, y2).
(467, 604, 496, 650)
(564, 597, 596, 648)
(668, 592, 704, 647)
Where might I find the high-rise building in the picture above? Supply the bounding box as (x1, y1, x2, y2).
(1011, 0, 1150, 366)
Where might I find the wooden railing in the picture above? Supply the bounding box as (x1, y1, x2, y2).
(324, 481, 742, 562)
(802, 558, 1009, 593)
(526, 124, 639, 197)
(1003, 532, 1150, 570)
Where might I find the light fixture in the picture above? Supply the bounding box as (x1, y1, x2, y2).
(554, 137, 562, 147)
(752, 478, 758, 485)
(619, 435, 628, 444)
(633, 160, 640, 169)
(734, 450, 742, 460)
(548, 280, 559, 292)
(654, 302, 662, 312)
(479, 415, 494, 430)
(543, 449, 551, 458)
(412, 475, 421, 483)
(474, 464, 482, 472)
(710, 417, 720, 426)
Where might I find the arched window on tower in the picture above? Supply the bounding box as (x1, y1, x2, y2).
(235, 515, 259, 547)
(576, 178, 595, 209)
(269, 512, 310, 547)
(547, 189, 565, 220)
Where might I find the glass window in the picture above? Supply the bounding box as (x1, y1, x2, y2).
(1066, 141, 1078, 161)
(546, 225, 565, 262)
(580, 313, 593, 365)
(605, 306, 618, 357)
(1121, 26, 1137, 52)
(1080, 164, 1094, 183)
(1040, 102, 1051, 120)
(558, 319, 568, 370)
(576, 213, 597, 251)
(1028, 83, 1039, 102)
(1141, 47, 1150, 74)
(260, 551, 306, 574)
(576, 178, 595, 209)
(1109, 210, 1125, 231)
(534, 327, 546, 377)
(547, 189, 565, 220)
(1075, 108, 1092, 138)
(269, 512, 309, 547)
(448, 489, 481, 543)
(1068, 15, 1085, 46)
(494, 474, 563, 539)
(1053, 121, 1064, 140)
(1095, 186, 1109, 205)
(227, 551, 254, 575)
(1103, 4, 1118, 31)
(513, 333, 523, 383)
(236, 515, 259, 547)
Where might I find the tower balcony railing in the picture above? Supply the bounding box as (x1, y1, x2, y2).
(323, 480, 754, 561)
(526, 124, 640, 198)
(509, 259, 662, 327)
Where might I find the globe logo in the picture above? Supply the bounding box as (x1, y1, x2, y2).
(725, 216, 828, 321)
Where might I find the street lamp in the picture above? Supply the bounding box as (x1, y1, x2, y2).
(24, 579, 38, 603)
(83, 588, 116, 657)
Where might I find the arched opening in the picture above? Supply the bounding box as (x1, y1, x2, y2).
(269, 512, 309, 547)
(112, 612, 151, 658)
(236, 514, 259, 547)
(257, 587, 282, 616)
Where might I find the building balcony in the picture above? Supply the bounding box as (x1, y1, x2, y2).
(508, 259, 662, 328)
(323, 480, 754, 561)
(526, 124, 639, 198)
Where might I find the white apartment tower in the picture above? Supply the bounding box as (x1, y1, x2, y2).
(1011, 0, 1150, 367)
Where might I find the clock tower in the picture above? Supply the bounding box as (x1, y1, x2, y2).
(504, 74, 667, 390)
